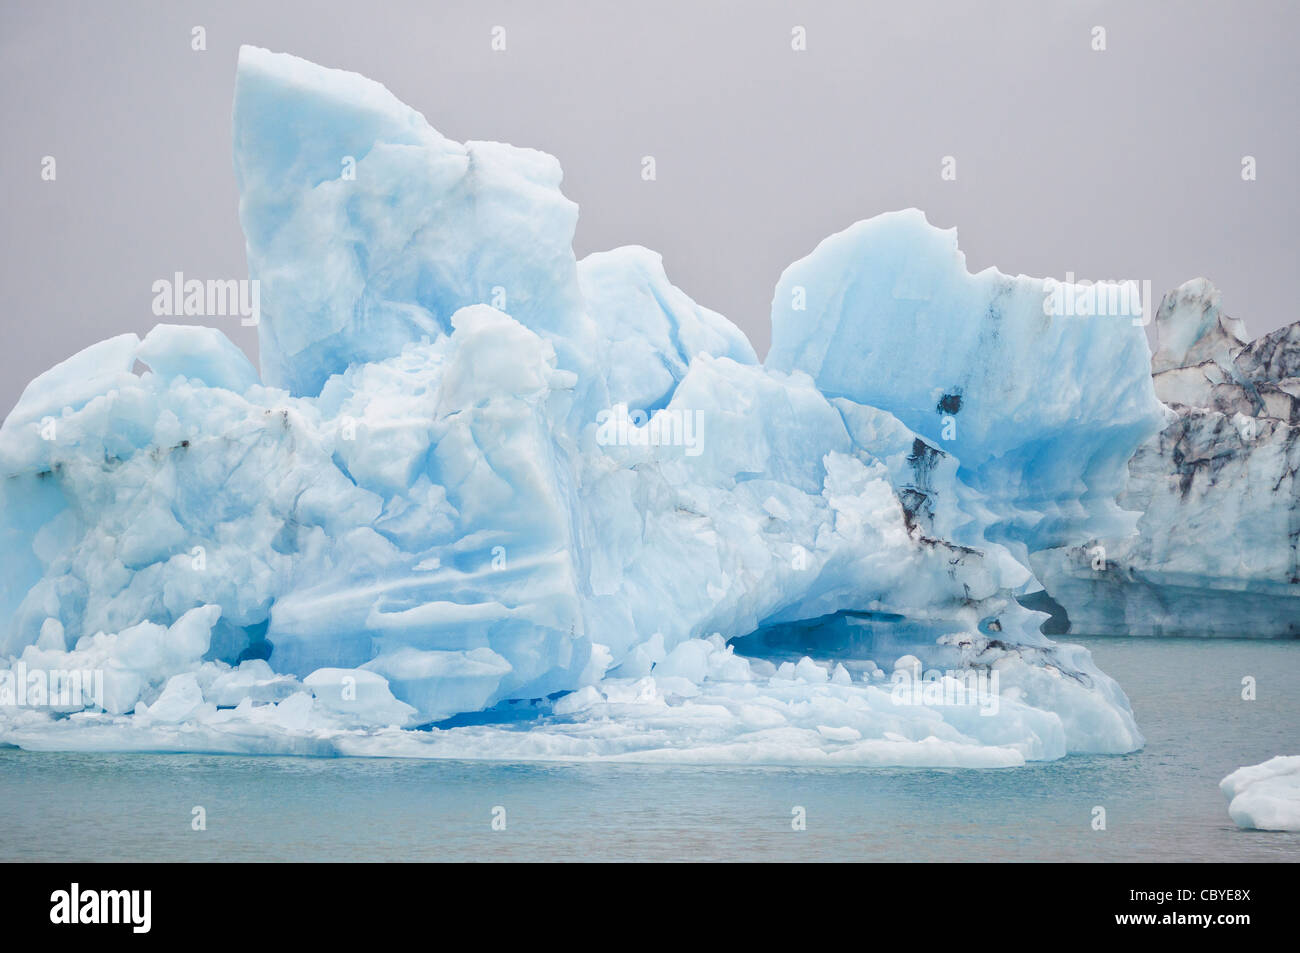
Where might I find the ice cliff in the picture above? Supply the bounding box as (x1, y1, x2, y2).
(1032, 280, 1300, 637)
(0, 48, 1170, 764)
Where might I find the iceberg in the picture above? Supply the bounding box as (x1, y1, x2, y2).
(1032, 280, 1300, 637)
(1220, 756, 1300, 831)
(0, 47, 1168, 765)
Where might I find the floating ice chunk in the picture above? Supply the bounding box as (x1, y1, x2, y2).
(795, 657, 828, 683)
(655, 640, 712, 682)
(207, 659, 301, 706)
(0, 632, 1127, 766)
(12, 605, 220, 715)
(552, 685, 603, 716)
(893, 655, 922, 676)
(36, 618, 65, 651)
(360, 648, 512, 723)
(303, 668, 417, 727)
(1220, 756, 1300, 831)
(0, 651, 1062, 766)
(614, 633, 667, 679)
(124, 604, 219, 671)
(137, 672, 209, 724)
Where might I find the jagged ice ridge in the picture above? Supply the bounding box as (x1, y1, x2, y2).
(1032, 279, 1300, 637)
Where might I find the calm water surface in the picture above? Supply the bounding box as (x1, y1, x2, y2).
(1, 638, 1297, 861)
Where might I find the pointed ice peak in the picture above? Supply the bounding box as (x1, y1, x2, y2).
(232, 46, 583, 397)
(1234, 321, 1300, 386)
(1151, 278, 1248, 374)
(233, 45, 444, 193)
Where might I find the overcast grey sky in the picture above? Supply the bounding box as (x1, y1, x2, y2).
(2, 0, 1296, 415)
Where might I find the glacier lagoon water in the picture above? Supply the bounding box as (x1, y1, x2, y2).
(1, 638, 1296, 862)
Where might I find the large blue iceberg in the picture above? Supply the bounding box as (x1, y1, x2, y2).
(0, 48, 1171, 765)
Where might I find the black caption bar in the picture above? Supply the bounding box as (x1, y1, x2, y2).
(9, 862, 1291, 940)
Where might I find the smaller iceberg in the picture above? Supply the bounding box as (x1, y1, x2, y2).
(1032, 280, 1300, 637)
(1220, 756, 1300, 831)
